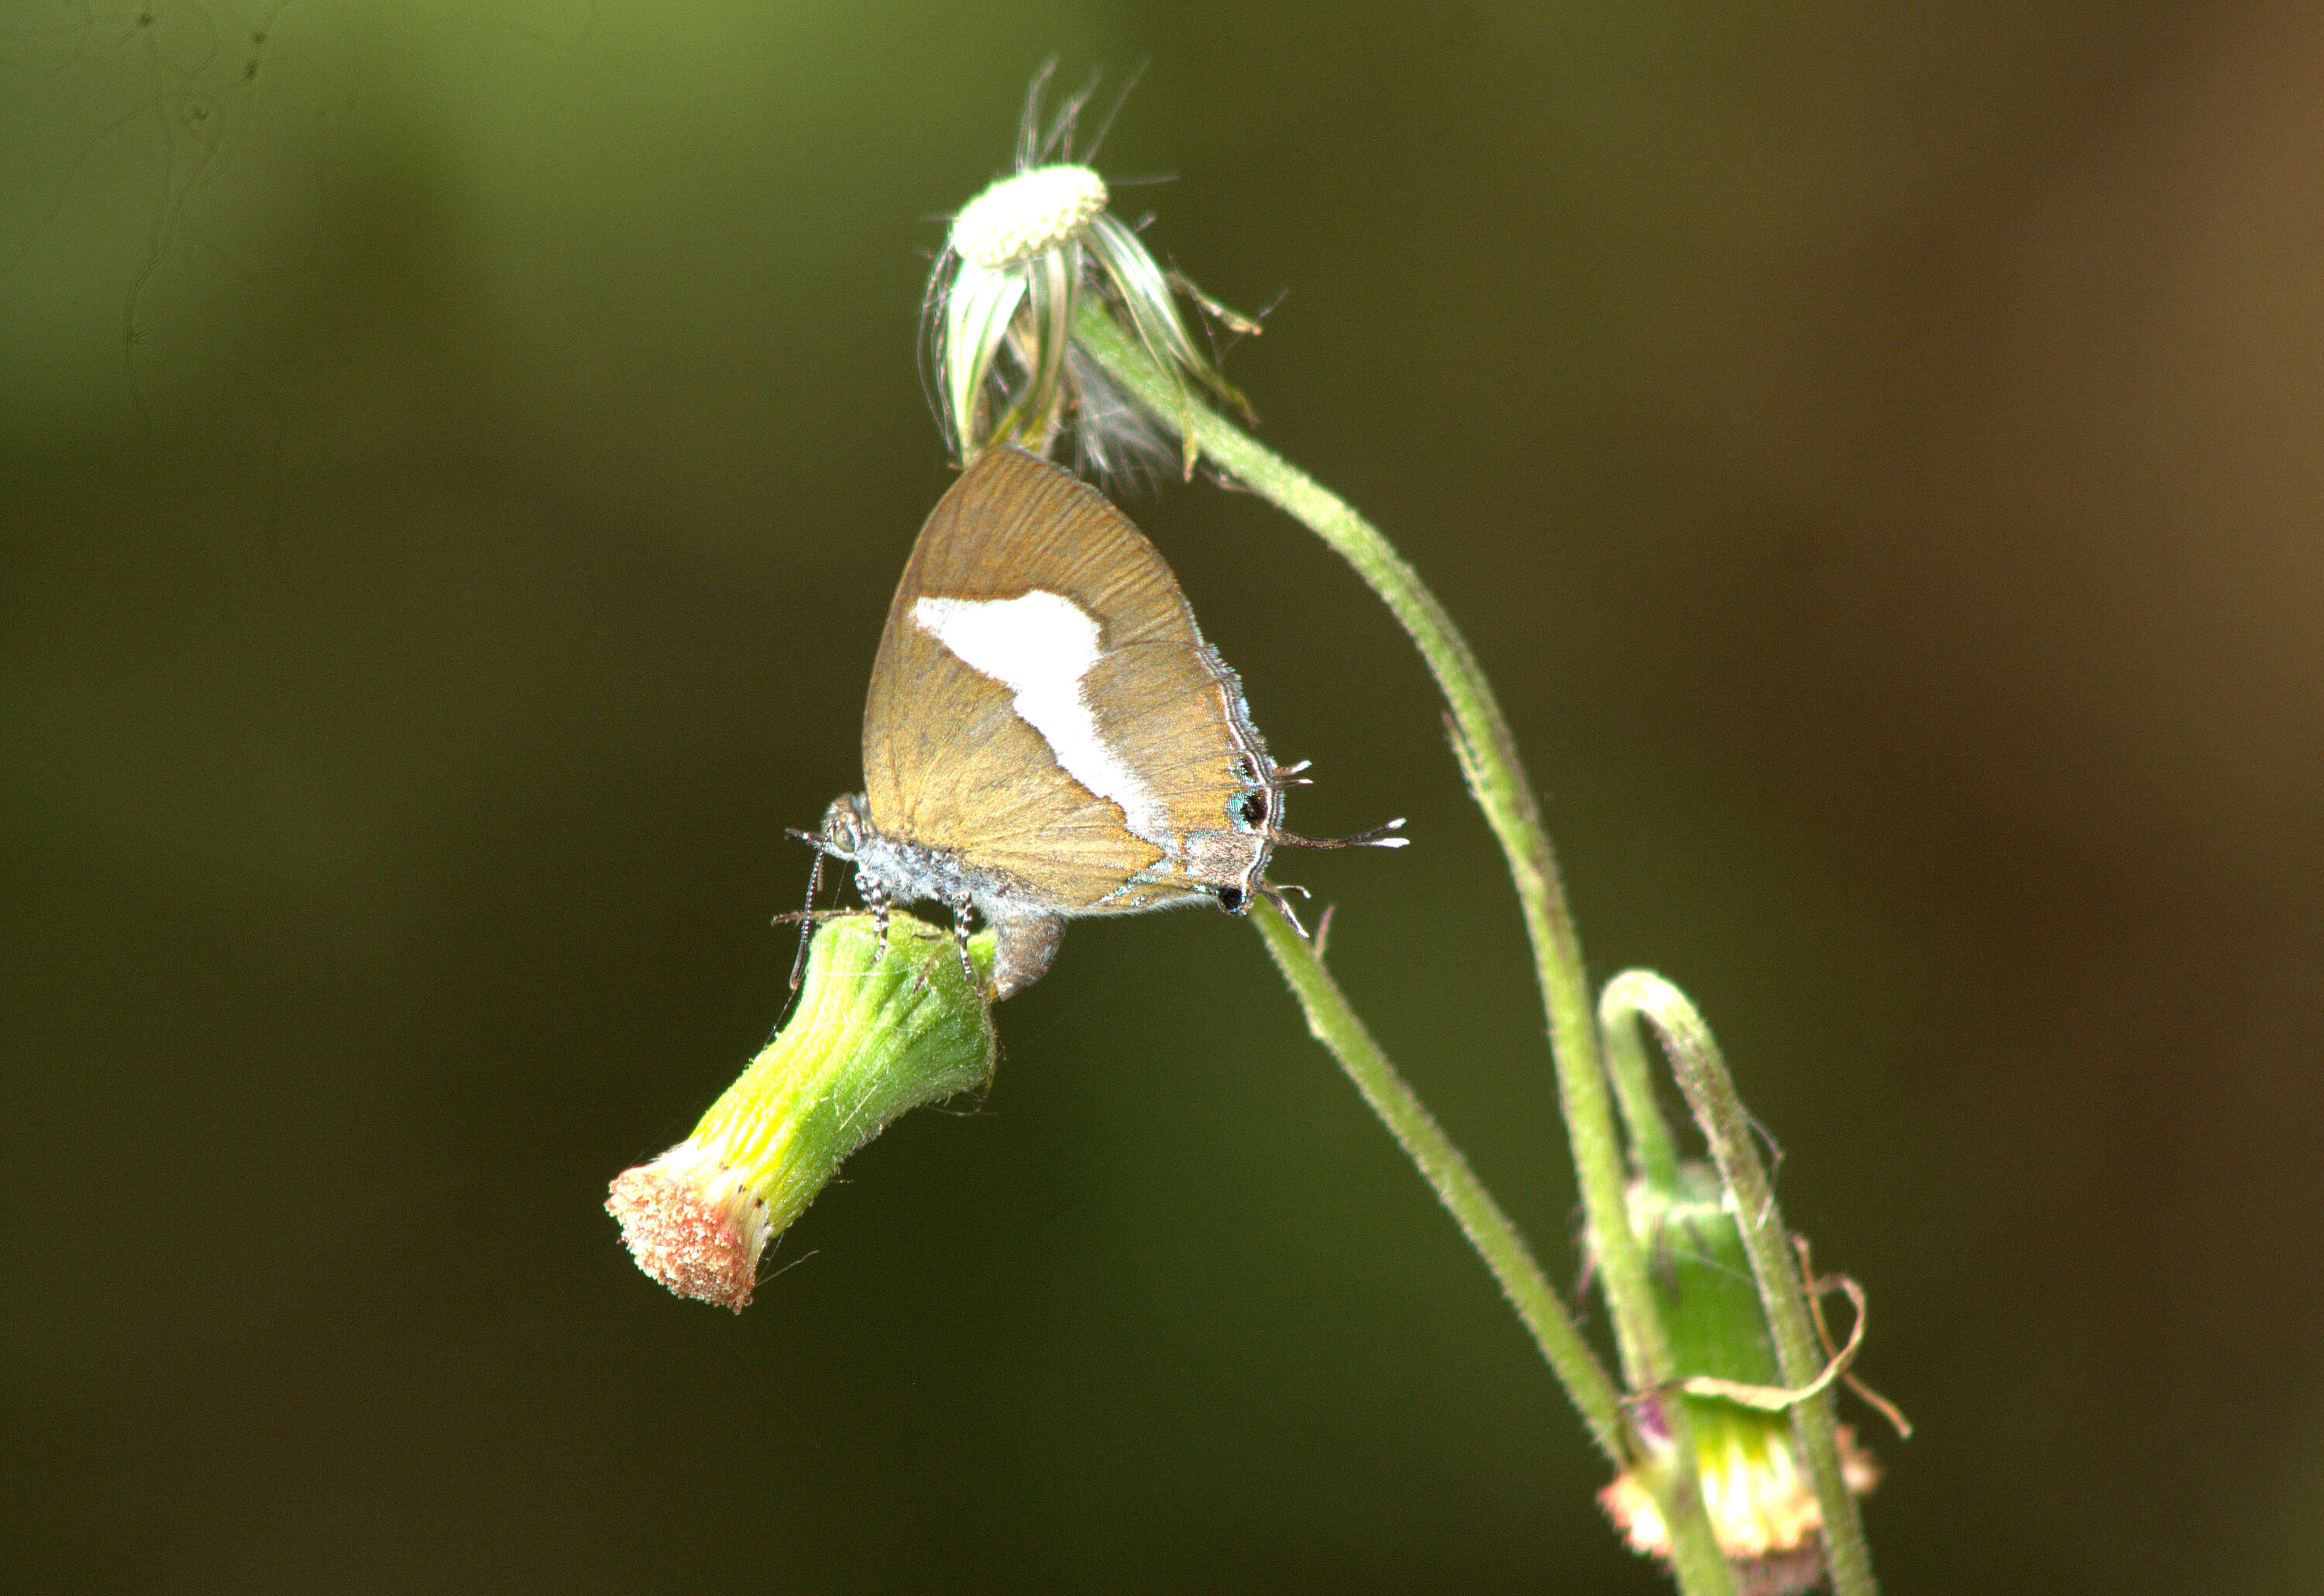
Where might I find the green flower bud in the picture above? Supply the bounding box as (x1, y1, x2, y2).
(1597, 1163, 1882, 1594)
(607, 913, 996, 1311)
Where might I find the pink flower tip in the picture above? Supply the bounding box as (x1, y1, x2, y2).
(605, 1142, 775, 1312)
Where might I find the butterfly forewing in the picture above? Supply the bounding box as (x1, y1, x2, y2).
(859, 449, 1273, 915)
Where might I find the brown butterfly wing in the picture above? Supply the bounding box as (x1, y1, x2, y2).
(861, 451, 1167, 907)
(859, 449, 1271, 913)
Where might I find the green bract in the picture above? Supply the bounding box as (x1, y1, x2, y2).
(607, 913, 996, 1311)
(1597, 1164, 1881, 1594)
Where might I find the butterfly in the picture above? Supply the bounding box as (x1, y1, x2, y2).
(799, 447, 1402, 997)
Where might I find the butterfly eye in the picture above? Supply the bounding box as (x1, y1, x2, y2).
(1214, 886, 1246, 913)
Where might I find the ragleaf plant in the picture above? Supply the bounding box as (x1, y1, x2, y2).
(916, 76, 1892, 1596)
(608, 912, 996, 1312)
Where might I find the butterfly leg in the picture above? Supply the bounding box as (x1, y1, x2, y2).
(1255, 882, 1312, 938)
(946, 895, 979, 990)
(861, 880, 891, 964)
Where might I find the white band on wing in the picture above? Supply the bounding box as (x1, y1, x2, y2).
(912, 592, 1169, 845)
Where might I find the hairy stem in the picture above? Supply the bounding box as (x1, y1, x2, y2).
(1251, 903, 1624, 1458)
(1077, 306, 1733, 1595)
(1599, 982, 1684, 1194)
(1076, 308, 1651, 1367)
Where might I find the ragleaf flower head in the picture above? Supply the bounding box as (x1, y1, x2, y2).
(1594, 1164, 1884, 1595)
(607, 913, 995, 1311)
(925, 64, 1257, 482)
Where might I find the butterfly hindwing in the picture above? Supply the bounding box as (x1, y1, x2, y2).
(858, 449, 1272, 914)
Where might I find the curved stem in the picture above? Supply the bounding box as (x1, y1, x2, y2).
(1077, 306, 1733, 1595)
(1250, 902, 1625, 1458)
(1600, 971, 1881, 1596)
(1600, 983, 1684, 1194)
(1074, 307, 1656, 1370)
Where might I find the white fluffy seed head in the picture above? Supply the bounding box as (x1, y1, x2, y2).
(949, 164, 1109, 270)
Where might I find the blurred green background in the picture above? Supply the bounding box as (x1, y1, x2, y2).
(8, 2, 2322, 1591)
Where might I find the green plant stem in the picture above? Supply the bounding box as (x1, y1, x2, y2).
(1599, 971, 1881, 1596)
(1599, 983, 1684, 1195)
(1075, 306, 1653, 1369)
(1250, 903, 1623, 1458)
(1252, 908, 1734, 1596)
(1078, 305, 1734, 1596)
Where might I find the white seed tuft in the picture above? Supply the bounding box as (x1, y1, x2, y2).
(949, 164, 1109, 270)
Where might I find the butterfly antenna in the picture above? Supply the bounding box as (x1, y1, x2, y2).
(782, 846, 828, 989)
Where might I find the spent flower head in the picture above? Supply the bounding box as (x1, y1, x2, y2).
(607, 913, 995, 1310)
(925, 64, 1256, 480)
(1595, 1164, 1882, 1594)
